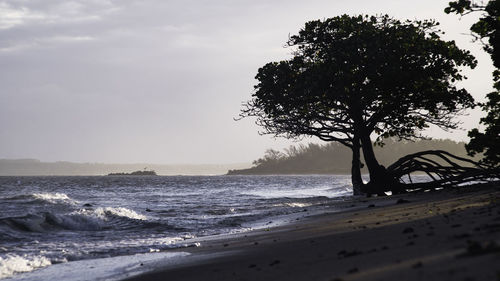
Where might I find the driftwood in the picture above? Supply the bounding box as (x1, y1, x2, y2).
(366, 150, 500, 195)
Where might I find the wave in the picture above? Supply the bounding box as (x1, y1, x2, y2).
(75, 207, 147, 221)
(217, 213, 262, 228)
(0, 254, 52, 279)
(241, 187, 342, 199)
(32, 193, 72, 202)
(0, 207, 149, 233)
(204, 207, 236, 216)
(3, 192, 77, 205)
(283, 202, 313, 208)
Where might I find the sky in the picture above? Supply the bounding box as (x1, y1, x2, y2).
(0, 0, 494, 164)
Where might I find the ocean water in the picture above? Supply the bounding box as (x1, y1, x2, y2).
(0, 175, 354, 280)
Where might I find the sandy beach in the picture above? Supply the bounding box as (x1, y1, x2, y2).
(123, 183, 500, 281)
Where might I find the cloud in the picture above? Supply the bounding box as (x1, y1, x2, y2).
(0, 0, 492, 163)
(0, 0, 118, 26)
(0, 35, 95, 52)
(0, 0, 118, 52)
(0, 2, 45, 29)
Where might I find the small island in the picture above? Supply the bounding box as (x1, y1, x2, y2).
(107, 169, 157, 176)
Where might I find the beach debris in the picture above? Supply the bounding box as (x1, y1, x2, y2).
(268, 260, 280, 266)
(347, 267, 359, 274)
(337, 249, 363, 258)
(402, 227, 414, 234)
(482, 223, 500, 233)
(459, 240, 500, 257)
(453, 233, 471, 239)
(396, 198, 410, 204)
(412, 261, 423, 268)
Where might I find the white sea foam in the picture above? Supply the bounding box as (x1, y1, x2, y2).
(8, 252, 190, 281)
(31, 193, 75, 204)
(285, 202, 313, 208)
(75, 207, 147, 221)
(0, 254, 51, 279)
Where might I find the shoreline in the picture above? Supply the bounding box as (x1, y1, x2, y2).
(123, 183, 500, 281)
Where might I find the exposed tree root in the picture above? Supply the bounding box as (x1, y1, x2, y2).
(364, 150, 500, 195)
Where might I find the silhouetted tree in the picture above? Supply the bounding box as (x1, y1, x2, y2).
(240, 15, 476, 194)
(446, 0, 500, 167)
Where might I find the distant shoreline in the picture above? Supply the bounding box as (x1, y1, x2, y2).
(108, 170, 158, 176)
(226, 169, 351, 175)
(0, 159, 251, 176)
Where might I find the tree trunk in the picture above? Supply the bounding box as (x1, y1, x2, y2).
(359, 133, 381, 177)
(351, 135, 364, 195)
(359, 132, 387, 195)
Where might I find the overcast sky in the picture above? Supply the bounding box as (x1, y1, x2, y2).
(0, 0, 494, 164)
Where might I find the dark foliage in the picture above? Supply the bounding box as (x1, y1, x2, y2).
(447, 0, 500, 167)
(466, 91, 500, 167)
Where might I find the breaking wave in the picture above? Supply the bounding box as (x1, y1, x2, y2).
(75, 207, 147, 221)
(0, 207, 149, 233)
(32, 193, 72, 202)
(0, 254, 52, 279)
(3, 192, 77, 205)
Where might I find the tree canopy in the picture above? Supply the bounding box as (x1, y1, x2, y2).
(446, 0, 500, 167)
(240, 15, 477, 193)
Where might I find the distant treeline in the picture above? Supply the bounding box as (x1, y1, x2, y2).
(228, 139, 479, 175)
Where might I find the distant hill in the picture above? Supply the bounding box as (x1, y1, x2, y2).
(0, 159, 251, 176)
(227, 139, 479, 175)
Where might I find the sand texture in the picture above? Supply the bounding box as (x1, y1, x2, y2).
(124, 183, 500, 281)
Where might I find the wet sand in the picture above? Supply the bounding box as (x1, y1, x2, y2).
(124, 183, 500, 281)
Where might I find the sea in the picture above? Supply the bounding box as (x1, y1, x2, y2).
(0, 175, 355, 280)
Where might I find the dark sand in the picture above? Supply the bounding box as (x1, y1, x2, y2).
(124, 183, 500, 281)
